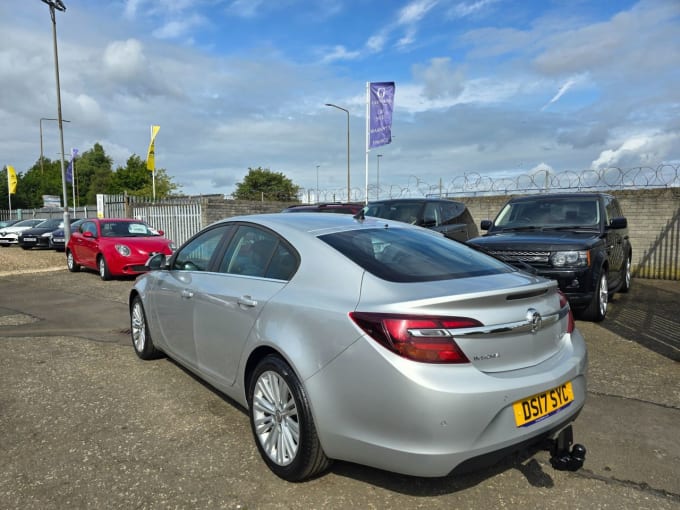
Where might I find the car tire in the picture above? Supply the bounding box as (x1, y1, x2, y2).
(620, 255, 632, 293)
(66, 250, 80, 272)
(581, 270, 608, 322)
(248, 354, 331, 482)
(98, 255, 111, 281)
(130, 296, 163, 360)
(21, 245, 31, 250)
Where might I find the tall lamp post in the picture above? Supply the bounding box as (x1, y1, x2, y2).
(376, 154, 382, 200)
(325, 103, 350, 202)
(40, 0, 71, 243)
(40, 117, 70, 175)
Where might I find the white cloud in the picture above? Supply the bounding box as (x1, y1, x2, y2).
(366, 34, 387, 53)
(591, 132, 680, 169)
(397, 0, 438, 25)
(449, 0, 499, 19)
(103, 39, 146, 78)
(541, 76, 584, 111)
(412, 57, 465, 100)
(320, 45, 361, 63)
(226, 0, 265, 18)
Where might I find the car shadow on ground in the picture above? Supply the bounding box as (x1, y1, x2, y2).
(158, 353, 563, 495)
(602, 279, 680, 362)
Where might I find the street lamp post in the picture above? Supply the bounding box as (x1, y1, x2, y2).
(325, 103, 350, 202)
(376, 154, 382, 200)
(40, 117, 70, 175)
(40, 0, 71, 243)
(316, 165, 320, 203)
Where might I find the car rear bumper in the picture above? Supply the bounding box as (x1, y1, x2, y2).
(306, 328, 588, 477)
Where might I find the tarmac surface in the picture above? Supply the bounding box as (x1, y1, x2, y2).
(0, 250, 678, 509)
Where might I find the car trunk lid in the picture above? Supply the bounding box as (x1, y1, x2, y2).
(356, 271, 570, 373)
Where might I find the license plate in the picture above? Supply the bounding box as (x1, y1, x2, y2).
(513, 382, 574, 427)
(23, 237, 36, 242)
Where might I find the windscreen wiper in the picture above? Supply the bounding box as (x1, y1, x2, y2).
(499, 226, 542, 232)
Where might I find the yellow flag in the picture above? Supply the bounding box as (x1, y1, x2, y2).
(146, 125, 161, 172)
(7, 165, 17, 194)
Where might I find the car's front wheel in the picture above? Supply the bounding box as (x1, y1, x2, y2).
(581, 270, 608, 322)
(130, 296, 162, 360)
(98, 255, 111, 281)
(66, 250, 80, 272)
(248, 354, 331, 481)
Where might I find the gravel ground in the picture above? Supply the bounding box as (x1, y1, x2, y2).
(0, 246, 68, 276)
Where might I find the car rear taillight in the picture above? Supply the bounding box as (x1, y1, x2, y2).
(349, 312, 482, 363)
(558, 291, 575, 333)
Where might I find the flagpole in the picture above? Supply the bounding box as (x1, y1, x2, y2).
(7, 166, 14, 218)
(151, 125, 156, 201)
(70, 149, 76, 214)
(365, 82, 370, 204)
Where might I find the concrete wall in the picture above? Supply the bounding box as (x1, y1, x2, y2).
(202, 198, 291, 226)
(462, 188, 680, 280)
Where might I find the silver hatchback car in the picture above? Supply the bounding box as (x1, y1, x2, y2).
(130, 212, 587, 481)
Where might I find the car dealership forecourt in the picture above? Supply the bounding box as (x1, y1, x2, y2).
(0, 235, 679, 508)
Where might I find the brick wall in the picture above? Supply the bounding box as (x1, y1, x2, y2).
(461, 188, 680, 279)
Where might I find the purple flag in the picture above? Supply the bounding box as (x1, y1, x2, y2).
(369, 82, 395, 149)
(66, 148, 78, 184)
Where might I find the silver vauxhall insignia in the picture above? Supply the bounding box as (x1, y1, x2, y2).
(129, 212, 587, 481)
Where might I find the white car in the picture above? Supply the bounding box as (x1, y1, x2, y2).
(0, 219, 45, 247)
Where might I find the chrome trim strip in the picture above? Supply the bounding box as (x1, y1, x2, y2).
(408, 306, 569, 338)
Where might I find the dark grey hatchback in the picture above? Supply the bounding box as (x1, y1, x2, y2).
(363, 198, 478, 241)
(467, 192, 632, 321)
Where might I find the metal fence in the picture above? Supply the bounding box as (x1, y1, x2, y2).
(290, 165, 680, 202)
(0, 206, 98, 222)
(100, 194, 203, 246)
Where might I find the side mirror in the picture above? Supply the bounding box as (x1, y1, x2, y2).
(146, 252, 168, 270)
(83, 231, 93, 238)
(608, 217, 627, 229)
(480, 220, 493, 231)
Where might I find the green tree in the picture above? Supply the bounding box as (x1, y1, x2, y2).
(233, 167, 300, 201)
(111, 154, 181, 198)
(76, 143, 114, 205)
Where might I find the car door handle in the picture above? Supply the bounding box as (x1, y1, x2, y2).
(238, 295, 258, 307)
(181, 289, 194, 299)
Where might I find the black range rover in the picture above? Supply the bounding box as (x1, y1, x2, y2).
(467, 192, 632, 321)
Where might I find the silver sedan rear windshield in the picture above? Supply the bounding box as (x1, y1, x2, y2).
(319, 227, 513, 282)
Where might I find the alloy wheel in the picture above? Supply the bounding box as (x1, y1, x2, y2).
(252, 370, 300, 467)
(131, 301, 146, 353)
(598, 272, 608, 318)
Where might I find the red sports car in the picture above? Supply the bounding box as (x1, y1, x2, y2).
(66, 218, 175, 280)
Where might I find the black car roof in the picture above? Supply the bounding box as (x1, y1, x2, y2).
(367, 197, 465, 204)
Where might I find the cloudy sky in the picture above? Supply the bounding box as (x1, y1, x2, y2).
(1, 0, 679, 200)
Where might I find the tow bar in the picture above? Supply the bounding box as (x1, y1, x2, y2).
(549, 425, 586, 471)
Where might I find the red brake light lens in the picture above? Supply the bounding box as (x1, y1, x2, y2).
(558, 291, 575, 333)
(350, 312, 482, 364)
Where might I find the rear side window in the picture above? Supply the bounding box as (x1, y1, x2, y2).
(319, 227, 513, 282)
(218, 225, 298, 280)
(364, 202, 423, 224)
